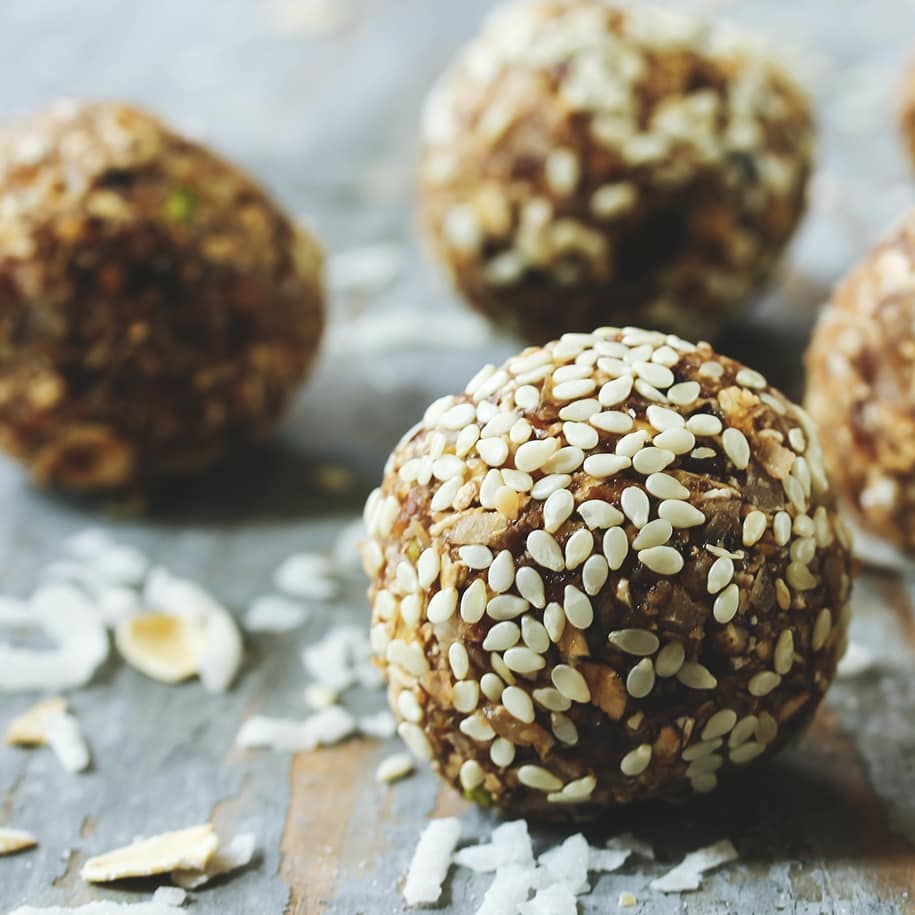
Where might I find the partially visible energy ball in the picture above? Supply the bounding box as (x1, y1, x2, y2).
(806, 211, 915, 551)
(901, 59, 915, 167)
(0, 101, 324, 491)
(363, 325, 852, 817)
(419, 0, 814, 343)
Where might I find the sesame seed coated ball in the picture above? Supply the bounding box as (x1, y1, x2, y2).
(363, 326, 852, 817)
(0, 100, 324, 491)
(419, 0, 814, 344)
(806, 211, 915, 552)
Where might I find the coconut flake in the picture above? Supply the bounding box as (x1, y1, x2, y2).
(151, 888, 186, 907)
(81, 824, 219, 883)
(534, 833, 590, 895)
(172, 832, 256, 889)
(115, 614, 207, 683)
(301, 624, 372, 692)
(11, 902, 185, 914)
(402, 817, 461, 906)
(650, 839, 739, 893)
(273, 553, 338, 600)
(590, 832, 655, 872)
(454, 820, 534, 873)
(837, 641, 876, 679)
(46, 712, 91, 773)
(376, 752, 414, 783)
(5, 696, 67, 746)
(244, 595, 309, 633)
(358, 710, 397, 739)
(475, 864, 535, 915)
(519, 883, 577, 915)
(304, 683, 339, 709)
(0, 827, 38, 855)
(0, 594, 35, 626)
(236, 706, 356, 752)
(327, 242, 404, 296)
(90, 544, 149, 587)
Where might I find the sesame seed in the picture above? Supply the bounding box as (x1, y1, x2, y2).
(620, 744, 652, 776)
(634, 361, 674, 388)
(534, 687, 572, 712)
(527, 530, 565, 571)
(432, 454, 466, 481)
(707, 556, 734, 594)
(504, 646, 546, 674)
(773, 512, 792, 546)
(790, 537, 816, 565)
(544, 602, 566, 643)
(449, 643, 469, 680)
(667, 381, 701, 405)
(530, 473, 573, 499)
(686, 754, 724, 777)
(729, 716, 758, 748)
(453, 680, 480, 713)
(400, 594, 422, 627)
(476, 436, 509, 467)
(730, 741, 766, 764)
(488, 550, 516, 593)
(459, 714, 495, 742)
(460, 578, 487, 623)
(634, 379, 667, 402)
(553, 363, 592, 383)
(658, 500, 705, 528)
(621, 486, 650, 527)
(543, 446, 585, 475)
(788, 427, 806, 452)
(774, 630, 794, 675)
(559, 398, 601, 421)
(545, 147, 580, 196)
(563, 584, 594, 628)
(582, 554, 610, 596)
(492, 652, 517, 686)
(691, 773, 718, 793)
(722, 428, 750, 470)
(677, 662, 717, 689)
(633, 446, 675, 474)
(698, 361, 724, 379)
(608, 628, 660, 656)
(691, 447, 716, 459)
(736, 367, 767, 389)
(417, 548, 440, 589)
(775, 578, 791, 610)
(502, 686, 535, 723)
(603, 527, 630, 570)
(516, 566, 546, 609)
(487, 595, 529, 620)
(616, 430, 649, 457)
(646, 405, 684, 431)
(459, 545, 493, 570)
(459, 758, 485, 791)
(783, 475, 806, 512)
(465, 364, 497, 396)
(490, 737, 515, 767)
(590, 410, 634, 433)
(742, 511, 767, 547)
(638, 545, 683, 575)
(514, 385, 540, 411)
(481, 672, 505, 702)
(748, 671, 781, 696)
(583, 453, 632, 478)
(812, 608, 831, 650)
(786, 562, 816, 591)
(551, 664, 591, 702)
(686, 414, 723, 436)
(682, 738, 722, 761)
(378, 495, 400, 534)
(398, 722, 432, 760)
(561, 421, 598, 451)
(521, 615, 550, 653)
(553, 378, 597, 401)
(564, 529, 594, 569)
(387, 639, 430, 677)
(599, 374, 634, 406)
(655, 641, 685, 677)
(757, 712, 778, 743)
(479, 469, 503, 508)
(502, 469, 533, 492)
(483, 621, 520, 651)
(652, 427, 695, 454)
(626, 658, 655, 698)
(514, 437, 560, 473)
(793, 513, 815, 538)
(396, 560, 419, 593)
(646, 473, 689, 500)
(713, 583, 740, 624)
(590, 181, 637, 219)
(701, 710, 738, 741)
(578, 499, 624, 529)
(518, 764, 563, 792)
(652, 345, 680, 367)
(439, 402, 477, 430)
(482, 412, 516, 437)
(398, 690, 423, 722)
(427, 587, 458, 623)
(632, 519, 673, 549)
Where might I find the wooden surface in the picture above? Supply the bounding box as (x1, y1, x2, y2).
(2, 0, 915, 912)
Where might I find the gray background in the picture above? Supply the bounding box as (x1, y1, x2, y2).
(1, 0, 915, 912)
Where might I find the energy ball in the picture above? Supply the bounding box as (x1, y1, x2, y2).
(419, 0, 813, 343)
(0, 101, 324, 491)
(363, 326, 852, 817)
(806, 211, 915, 551)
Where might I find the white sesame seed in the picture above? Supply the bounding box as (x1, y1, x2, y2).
(698, 361, 724, 379)
(713, 583, 740, 624)
(417, 548, 440, 588)
(476, 436, 509, 467)
(504, 646, 546, 674)
(702, 709, 738, 741)
(564, 529, 594, 570)
(449, 643, 469, 680)
(616, 430, 649, 457)
(691, 447, 716, 459)
(786, 563, 816, 591)
(603, 527, 629, 570)
(516, 566, 546, 609)
(707, 556, 734, 594)
(553, 378, 597, 401)
(487, 595, 529, 621)
(559, 398, 600, 421)
(599, 374, 634, 406)
(459, 758, 485, 791)
(387, 639, 430, 677)
(667, 381, 701, 406)
(398, 722, 432, 760)
(646, 405, 684, 431)
(521, 615, 550, 653)
(551, 664, 591, 703)
(400, 594, 422, 627)
(582, 554, 609, 596)
(459, 545, 493, 570)
(544, 602, 566, 643)
(634, 362, 674, 388)
(518, 764, 563, 791)
(578, 499, 624, 529)
(729, 715, 758, 748)
(620, 744, 652, 776)
(736, 367, 767, 390)
(773, 511, 792, 546)
(583, 453, 631, 478)
(377, 495, 401, 535)
(722, 428, 750, 470)
(748, 671, 781, 697)
(788, 427, 806, 453)
(502, 686, 535, 723)
(542, 446, 585, 475)
(396, 560, 419, 594)
(655, 641, 685, 678)
(790, 537, 816, 565)
(626, 658, 655, 698)
(632, 447, 675, 474)
(488, 550, 515, 593)
(730, 741, 766, 765)
(527, 530, 565, 571)
(459, 714, 495, 742)
(590, 410, 634, 433)
(609, 628, 660, 656)
(465, 364, 497, 397)
(530, 474, 573, 500)
(652, 427, 695, 454)
(432, 454, 466, 481)
(793, 514, 815, 538)
(563, 421, 600, 450)
(563, 585, 593, 629)
(634, 379, 667, 402)
(460, 578, 487, 623)
(482, 412, 516, 437)
(682, 738, 722, 761)
(490, 737, 515, 767)
(439, 402, 477, 430)
(812, 608, 831, 650)
(495, 486, 519, 518)
(742, 511, 767, 547)
(757, 712, 779, 744)
(533, 687, 572, 712)
(632, 519, 673, 550)
(481, 672, 504, 702)
(502, 468, 533, 492)
(638, 545, 683, 575)
(479, 469, 503, 509)
(590, 181, 637, 219)
(645, 473, 689, 500)
(514, 385, 540, 411)
(453, 680, 480, 713)
(621, 487, 650, 528)
(774, 630, 794, 675)
(398, 690, 423, 722)
(553, 363, 591, 383)
(514, 437, 560, 473)
(427, 587, 458, 623)
(691, 773, 718, 793)
(545, 147, 580, 196)
(652, 345, 680, 367)
(658, 500, 705, 528)
(686, 414, 723, 436)
(677, 662, 717, 689)
(551, 712, 578, 746)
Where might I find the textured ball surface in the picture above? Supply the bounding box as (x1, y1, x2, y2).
(419, 0, 813, 343)
(806, 211, 915, 551)
(364, 326, 852, 817)
(0, 100, 324, 491)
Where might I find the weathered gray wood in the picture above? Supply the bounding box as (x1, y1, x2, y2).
(1, 0, 915, 912)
